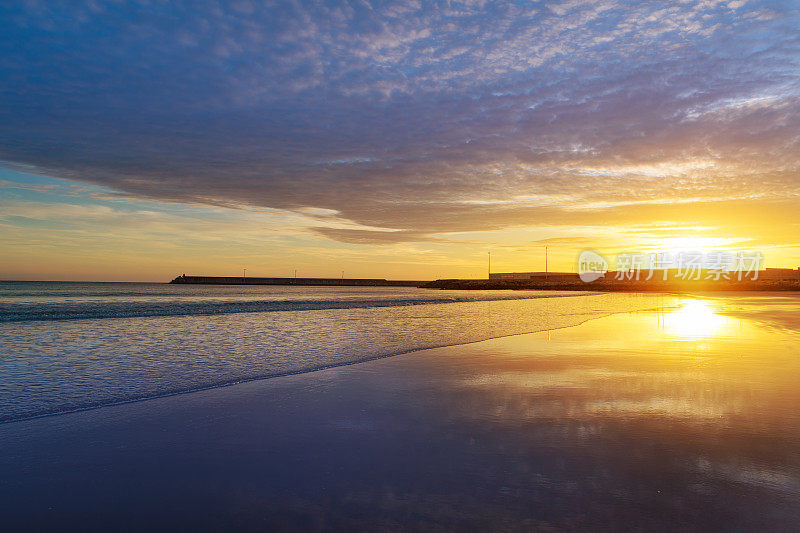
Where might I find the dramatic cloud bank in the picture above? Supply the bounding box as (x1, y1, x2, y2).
(1, 0, 798, 243)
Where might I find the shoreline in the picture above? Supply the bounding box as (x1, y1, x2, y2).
(3, 295, 800, 530)
(423, 278, 800, 291)
(167, 274, 800, 292)
(0, 299, 677, 425)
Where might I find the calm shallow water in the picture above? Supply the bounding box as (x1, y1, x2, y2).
(2, 294, 799, 530)
(0, 282, 673, 421)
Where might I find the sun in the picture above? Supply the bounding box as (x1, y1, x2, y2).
(652, 237, 738, 254)
(662, 299, 734, 338)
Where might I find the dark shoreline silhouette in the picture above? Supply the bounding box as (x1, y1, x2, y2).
(170, 273, 800, 291)
(170, 275, 423, 287)
(422, 276, 800, 291)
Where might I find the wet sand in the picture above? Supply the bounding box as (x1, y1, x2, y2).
(2, 294, 800, 531)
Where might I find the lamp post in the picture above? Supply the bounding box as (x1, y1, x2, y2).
(545, 245, 549, 280)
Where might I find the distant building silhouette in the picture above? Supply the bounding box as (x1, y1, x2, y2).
(489, 272, 577, 281)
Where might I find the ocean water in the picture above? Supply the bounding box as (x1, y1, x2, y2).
(0, 282, 676, 422)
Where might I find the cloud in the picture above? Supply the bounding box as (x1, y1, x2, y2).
(311, 227, 434, 244)
(0, 0, 798, 243)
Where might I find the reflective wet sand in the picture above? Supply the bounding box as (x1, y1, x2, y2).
(2, 294, 799, 530)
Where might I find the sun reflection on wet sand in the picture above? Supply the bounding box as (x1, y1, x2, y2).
(2, 294, 800, 530)
(451, 295, 800, 425)
(415, 293, 800, 524)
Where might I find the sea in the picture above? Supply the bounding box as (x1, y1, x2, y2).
(0, 282, 675, 422)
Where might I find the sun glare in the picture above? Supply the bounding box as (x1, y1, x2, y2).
(652, 237, 738, 253)
(662, 299, 733, 338)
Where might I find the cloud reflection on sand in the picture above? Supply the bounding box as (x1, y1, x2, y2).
(3, 294, 800, 529)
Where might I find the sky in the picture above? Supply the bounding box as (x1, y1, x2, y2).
(1, 0, 799, 281)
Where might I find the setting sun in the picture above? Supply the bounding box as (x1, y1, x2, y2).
(662, 299, 735, 338)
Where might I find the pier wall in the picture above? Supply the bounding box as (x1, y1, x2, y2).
(170, 275, 424, 287)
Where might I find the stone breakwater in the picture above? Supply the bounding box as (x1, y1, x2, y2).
(170, 275, 425, 287)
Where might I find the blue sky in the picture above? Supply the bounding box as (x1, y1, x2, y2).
(1, 1, 799, 279)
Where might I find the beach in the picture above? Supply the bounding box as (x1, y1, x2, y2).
(2, 291, 800, 530)
(5, 1, 799, 530)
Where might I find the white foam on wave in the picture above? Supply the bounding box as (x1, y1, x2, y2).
(0, 287, 677, 422)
